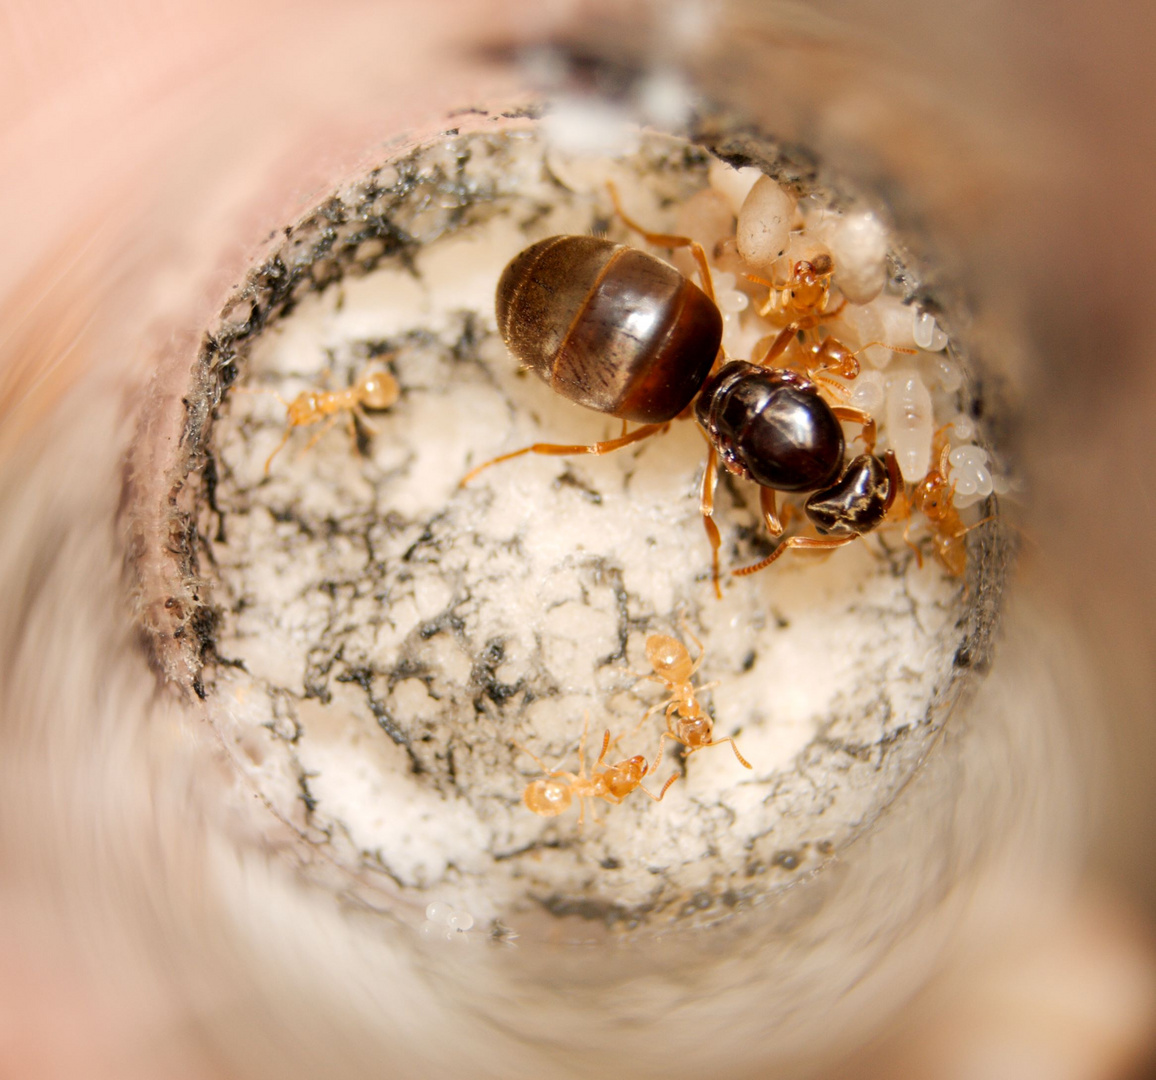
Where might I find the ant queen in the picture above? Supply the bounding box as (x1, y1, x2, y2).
(462, 169, 995, 592)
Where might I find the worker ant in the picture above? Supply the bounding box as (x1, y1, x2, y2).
(462, 180, 900, 593)
(747, 254, 843, 329)
(256, 364, 399, 474)
(628, 628, 752, 779)
(891, 425, 993, 576)
(515, 713, 673, 825)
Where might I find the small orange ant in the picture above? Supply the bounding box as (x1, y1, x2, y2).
(748, 256, 844, 331)
(630, 627, 752, 777)
(259, 365, 400, 474)
(515, 714, 672, 825)
(893, 425, 993, 576)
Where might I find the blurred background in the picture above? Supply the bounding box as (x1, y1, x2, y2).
(1, 0, 1155, 1077)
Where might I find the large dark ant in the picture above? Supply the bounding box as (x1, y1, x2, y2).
(462, 182, 901, 593)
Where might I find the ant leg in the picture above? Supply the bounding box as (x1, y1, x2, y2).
(733, 534, 858, 576)
(511, 740, 561, 776)
(700, 444, 723, 599)
(353, 403, 380, 436)
(606, 182, 716, 302)
(900, 498, 925, 567)
(300, 413, 341, 454)
(231, 385, 291, 409)
(709, 736, 753, 770)
(628, 671, 667, 687)
(754, 323, 800, 367)
(820, 297, 847, 322)
(264, 426, 295, 475)
(882, 450, 902, 516)
(930, 424, 955, 475)
(676, 617, 707, 678)
(627, 696, 675, 740)
(831, 405, 877, 453)
(749, 278, 788, 320)
(607, 728, 633, 755)
(949, 514, 995, 540)
(576, 712, 592, 781)
(678, 616, 705, 657)
(760, 486, 784, 538)
(460, 423, 668, 486)
(343, 410, 361, 456)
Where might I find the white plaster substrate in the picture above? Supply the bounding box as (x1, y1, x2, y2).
(204, 132, 972, 932)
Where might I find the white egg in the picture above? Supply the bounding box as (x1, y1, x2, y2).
(828, 210, 888, 304)
(886, 370, 934, 481)
(736, 176, 795, 273)
(708, 159, 764, 216)
(913, 311, 949, 351)
(447, 910, 475, 932)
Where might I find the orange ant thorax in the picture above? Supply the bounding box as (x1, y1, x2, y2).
(286, 390, 326, 425)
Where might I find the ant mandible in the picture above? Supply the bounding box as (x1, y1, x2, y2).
(628, 627, 753, 779)
(462, 179, 895, 593)
(515, 713, 673, 825)
(260, 365, 399, 474)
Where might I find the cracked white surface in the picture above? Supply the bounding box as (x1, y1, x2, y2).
(203, 131, 981, 931)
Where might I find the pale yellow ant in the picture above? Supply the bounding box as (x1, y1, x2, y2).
(747, 255, 843, 331)
(258, 365, 400, 474)
(630, 627, 753, 777)
(890, 425, 993, 576)
(515, 713, 672, 825)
